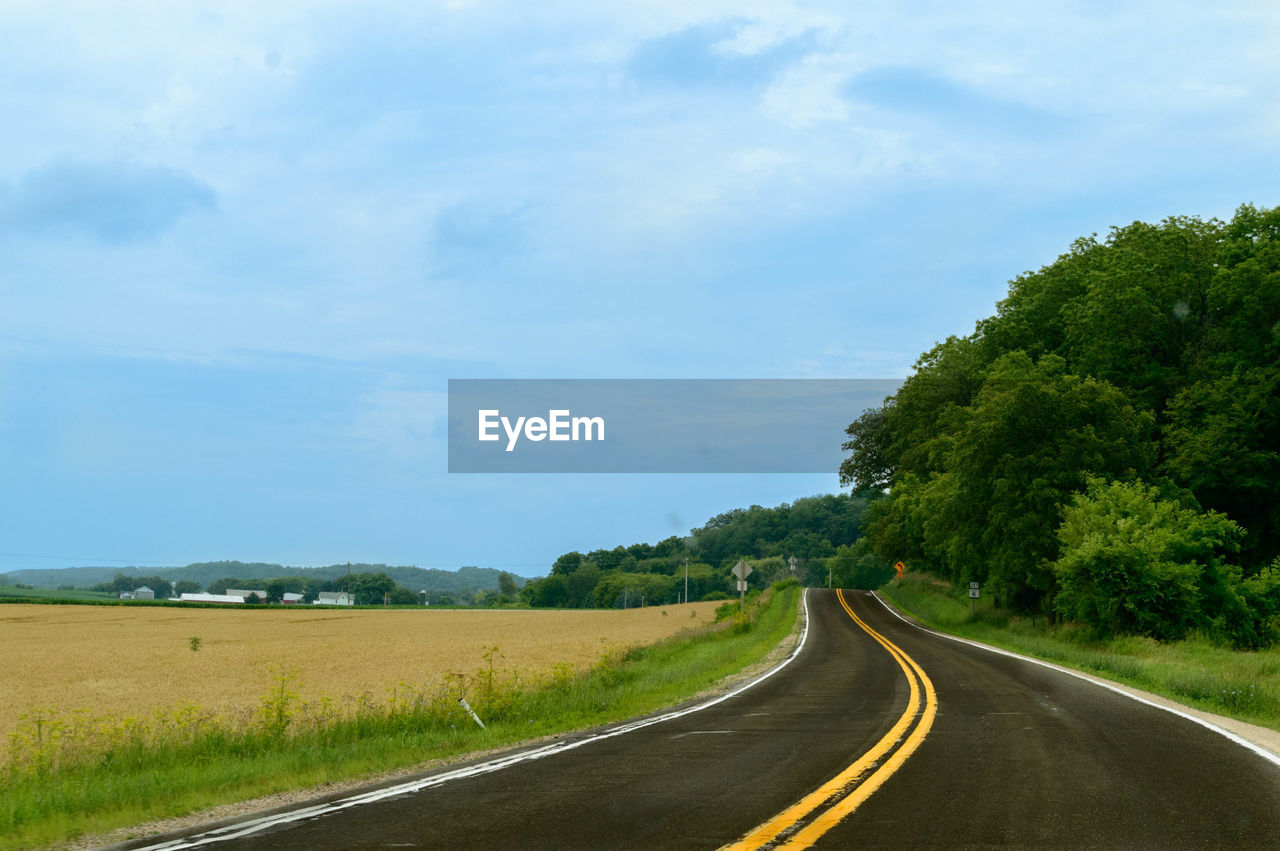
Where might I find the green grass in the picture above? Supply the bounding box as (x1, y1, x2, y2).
(881, 573, 1280, 730)
(0, 583, 800, 849)
(0, 586, 117, 603)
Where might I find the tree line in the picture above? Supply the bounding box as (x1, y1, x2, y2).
(843, 204, 1280, 647)
(90, 570, 525, 606)
(521, 492, 894, 608)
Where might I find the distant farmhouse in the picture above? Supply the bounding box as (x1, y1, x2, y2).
(133, 586, 155, 600)
(179, 593, 249, 604)
(315, 591, 353, 606)
(176, 590, 308, 605)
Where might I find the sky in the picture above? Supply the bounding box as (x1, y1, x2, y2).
(2, 2, 1279, 577)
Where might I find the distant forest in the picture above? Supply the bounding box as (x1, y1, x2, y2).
(2, 562, 525, 606)
(521, 492, 893, 608)
(844, 204, 1280, 647)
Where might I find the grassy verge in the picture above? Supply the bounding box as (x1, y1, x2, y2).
(881, 573, 1280, 730)
(1, 582, 800, 849)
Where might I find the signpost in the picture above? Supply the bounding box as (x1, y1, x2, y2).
(732, 560, 752, 611)
(788, 555, 798, 574)
(969, 581, 980, 615)
(894, 561, 906, 582)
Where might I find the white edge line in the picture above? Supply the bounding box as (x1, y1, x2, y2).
(871, 590, 1280, 770)
(138, 589, 813, 849)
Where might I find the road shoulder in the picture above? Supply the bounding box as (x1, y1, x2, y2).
(78, 592, 810, 851)
(873, 590, 1280, 762)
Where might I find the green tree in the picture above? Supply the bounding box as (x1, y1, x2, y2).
(531, 575, 569, 607)
(1052, 478, 1243, 641)
(830, 540, 895, 590)
(349, 572, 396, 605)
(1163, 366, 1280, 566)
(566, 562, 601, 607)
(907, 353, 1154, 613)
(550, 551, 584, 575)
(497, 571, 518, 597)
(388, 586, 418, 605)
(265, 579, 287, 604)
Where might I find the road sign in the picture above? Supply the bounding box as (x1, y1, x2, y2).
(970, 582, 980, 590)
(894, 561, 905, 579)
(788, 556, 798, 573)
(969, 587, 980, 598)
(733, 561, 752, 611)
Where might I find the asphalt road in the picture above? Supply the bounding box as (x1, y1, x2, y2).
(135, 589, 1280, 850)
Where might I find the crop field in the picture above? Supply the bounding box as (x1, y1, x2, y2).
(0, 601, 721, 755)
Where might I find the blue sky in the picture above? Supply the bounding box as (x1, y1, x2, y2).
(2, 2, 1278, 576)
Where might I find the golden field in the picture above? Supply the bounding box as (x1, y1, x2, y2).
(0, 601, 721, 749)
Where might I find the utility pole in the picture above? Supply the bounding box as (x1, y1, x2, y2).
(683, 558, 689, 604)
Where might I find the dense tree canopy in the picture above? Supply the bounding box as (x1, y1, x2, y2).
(843, 204, 1280, 643)
(524, 492, 878, 608)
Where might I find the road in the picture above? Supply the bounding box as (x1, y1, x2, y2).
(134, 589, 1280, 849)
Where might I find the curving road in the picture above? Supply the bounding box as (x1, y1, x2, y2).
(131, 589, 1280, 850)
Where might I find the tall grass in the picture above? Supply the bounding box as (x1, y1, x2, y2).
(881, 573, 1280, 729)
(0, 583, 799, 850)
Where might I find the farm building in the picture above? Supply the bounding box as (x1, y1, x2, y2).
(315, 591, 353, 606)
(132, 586, 155, 600)
(225, 589, 267, 602)
(179, 593, 249, 604)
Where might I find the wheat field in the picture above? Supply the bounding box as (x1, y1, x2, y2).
(0, 602, 722, 750)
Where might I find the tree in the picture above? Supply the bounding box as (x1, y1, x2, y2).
(551, 552, 583, 575)
(388, 586, 418, 605)
(566, 562, 601, 607)
(840, 405, 894, 490)
(173, 580, 202, 596)
(1052, 478, 1243, 641)
(265, 579, 287, 604)
(349, 572, 396, 605)
(895, 352, 1155, 614)
(1163, 366, 1280, 566)
(830, 540, 895, 590)
(531, 575, 569, 607)
(497, 571, 518, 597)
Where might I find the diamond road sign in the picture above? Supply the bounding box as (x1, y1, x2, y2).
(732, 560, 753, 580)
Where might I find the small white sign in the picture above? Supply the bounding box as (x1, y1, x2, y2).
(969, 588, 980, 598)
(732, 560, 753, 580)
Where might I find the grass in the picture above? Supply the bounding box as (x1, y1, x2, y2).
(880, 573, 1280, 730)
(0, 599, 725, 749)
(0, 583, 800, 849)
(0, 586, 116, 603)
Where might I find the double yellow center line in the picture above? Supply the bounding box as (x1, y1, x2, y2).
(723, 589, 937, 850)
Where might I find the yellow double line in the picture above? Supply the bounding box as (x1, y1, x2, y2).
(723, 590, 937, 850)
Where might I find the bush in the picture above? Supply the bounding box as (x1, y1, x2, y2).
(1052, 478, 1245, 642)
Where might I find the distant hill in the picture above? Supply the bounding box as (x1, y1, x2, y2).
(3, 562, 532, 594)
